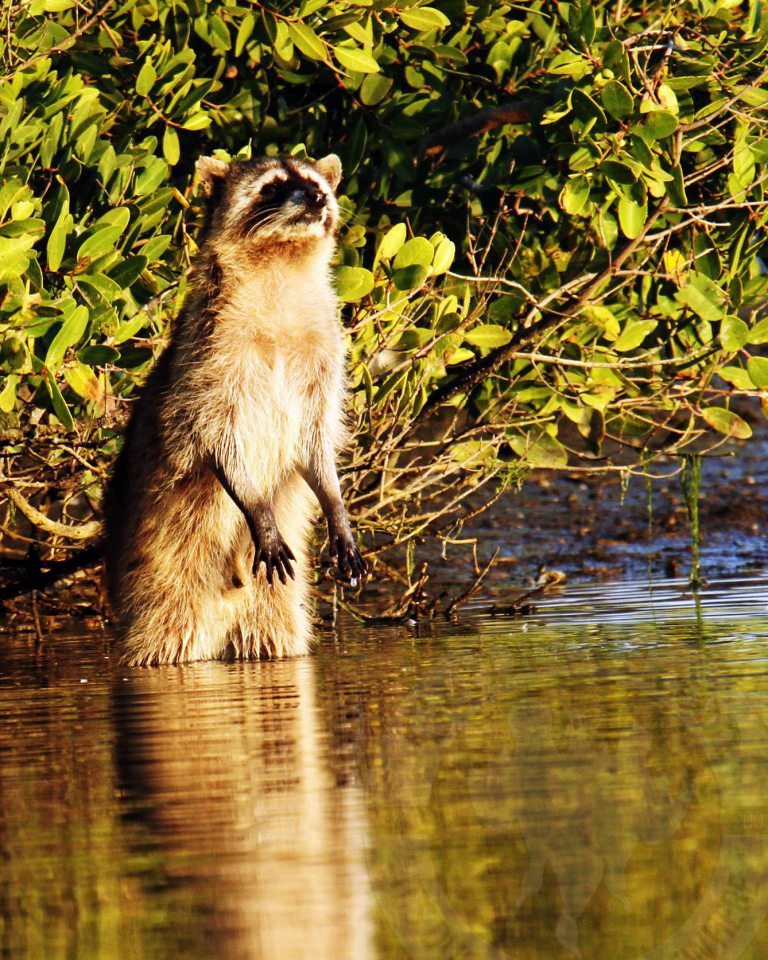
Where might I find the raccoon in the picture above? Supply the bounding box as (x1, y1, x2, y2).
(103, 153, 366, 666)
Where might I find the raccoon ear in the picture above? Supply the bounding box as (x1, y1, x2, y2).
(195, 156, 229, 194)
(314, 154, 342, 190)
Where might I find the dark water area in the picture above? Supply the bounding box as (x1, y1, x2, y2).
(3, 577, 768, 959)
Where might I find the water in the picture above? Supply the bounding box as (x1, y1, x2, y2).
(3, 577, 768, 960)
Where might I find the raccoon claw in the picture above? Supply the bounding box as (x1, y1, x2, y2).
(330, 536, 368, 584)
(254, 538, 295, 586)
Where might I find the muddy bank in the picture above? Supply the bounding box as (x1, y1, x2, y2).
(464, 433, 768, 589)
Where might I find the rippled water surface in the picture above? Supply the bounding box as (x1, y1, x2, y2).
(3, 577, 768, 959)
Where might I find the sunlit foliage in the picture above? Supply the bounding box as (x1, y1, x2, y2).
(1, 0, 767, 573)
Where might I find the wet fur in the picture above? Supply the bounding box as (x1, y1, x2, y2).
(104, 155, 349, 666)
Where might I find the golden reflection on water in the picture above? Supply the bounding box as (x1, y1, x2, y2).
(2, 579, 768, 960)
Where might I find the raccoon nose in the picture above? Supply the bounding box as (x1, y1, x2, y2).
(294, 187, 326, 210)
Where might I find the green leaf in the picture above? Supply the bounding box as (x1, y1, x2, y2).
(335, 46, 379, 74)
(93, 206, 131, 232)
(600, 160, 636, 185)
(568, 145, 597, 172)
(433, 44, 468, 65)
(45, 304, 89, 369)
(718, 365, 754, 390)
(134, 157, 169, 196)
(511, 431, 568, 468)
(0, 374, 19, 413)
(445, 347, 474, 365)
(1, 218, 45, 239)
(98, 144, 117, 184)
(571, 89, 606, 128)
(613, 319, 657, 351)
(78, 345, 121, 365)
(737, 86, 768, 108)
(667, 164, 688, 206)
(747, 355, 768, 388)
(335, 266, 374, 301)
(601, 80, 634, 120)
(584, 305, 620, 340)
(732, 122, 755, 192)
(112, 312, 150, 344)
(374, 369, 407, 404)
(452, 440, 495, 465)
(747, 317, 768, 344)
(617, 196, 647, 239)
(208, 14, 231, 51)
(342, 19, 372, 45)
(560, 176, 590, 215)
(465, 324, 513, 349)
(676, 274, 727, 323)
(74, 124, 98, 163)
(377, 223, 407, 260)
(289, 22, 327, 61)
(393, 237, 434, 269)
(396, 327, 433, 350)
(64, 362, 102, 402)
(393, 264, 430, 290)
(163, 126, 180, 166)
(109, 256, 147, 289)
(746, 0, 762, 35)
(399, 7, 450, 30)
(136, 60, 156, 96)
(548, 51, 591, 79)
(77, 224, 123, 262)
(720, 315, 749, 351)
(0, 234, 37, 280)
(141, 235, 172, 262)
(45, 372, 74, 430)
(701, 406, 752, 439)
(47, 205, 71, 272)
(431, 238, 455, 275)
(360, 73, 393, 106)
(235, 11, 256, 56)
(640, 110, 678, 140)
(579, 3, 596, 44)
(78, 273, 124, 302)
(182, 113, 211, 131)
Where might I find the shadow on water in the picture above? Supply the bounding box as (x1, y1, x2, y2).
(2, 576, 768, 958)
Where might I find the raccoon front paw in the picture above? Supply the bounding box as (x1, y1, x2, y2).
(329, 527, 368, 585)
(253, 532, 295, 585)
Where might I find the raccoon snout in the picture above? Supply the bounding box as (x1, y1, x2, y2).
(290, 187, 326, 210)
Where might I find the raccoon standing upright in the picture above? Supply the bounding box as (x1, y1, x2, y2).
(103, 153, 366, 666)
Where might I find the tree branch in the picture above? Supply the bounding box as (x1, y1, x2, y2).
(4, 486, 101, 540)
(418, 99, 541, 162)
(418, 198, 670, 418)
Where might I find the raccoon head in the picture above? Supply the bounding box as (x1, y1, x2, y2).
(195, 154, 342, 253)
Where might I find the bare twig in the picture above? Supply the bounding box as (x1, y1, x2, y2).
(444, 549, 499, 619)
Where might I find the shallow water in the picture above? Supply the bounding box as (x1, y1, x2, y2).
(3, 577, 768, 960)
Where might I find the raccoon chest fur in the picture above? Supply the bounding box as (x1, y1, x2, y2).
(233, 348, 310, 477)
(225, 254, 337, 330)
(218, 308, 344, 487)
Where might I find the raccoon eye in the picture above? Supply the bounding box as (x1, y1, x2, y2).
(260, 182, 279, 202)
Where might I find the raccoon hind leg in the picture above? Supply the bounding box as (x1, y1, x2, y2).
(230, 520, 255, 589)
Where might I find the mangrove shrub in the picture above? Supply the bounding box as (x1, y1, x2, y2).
(1, 0, 767, 580)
